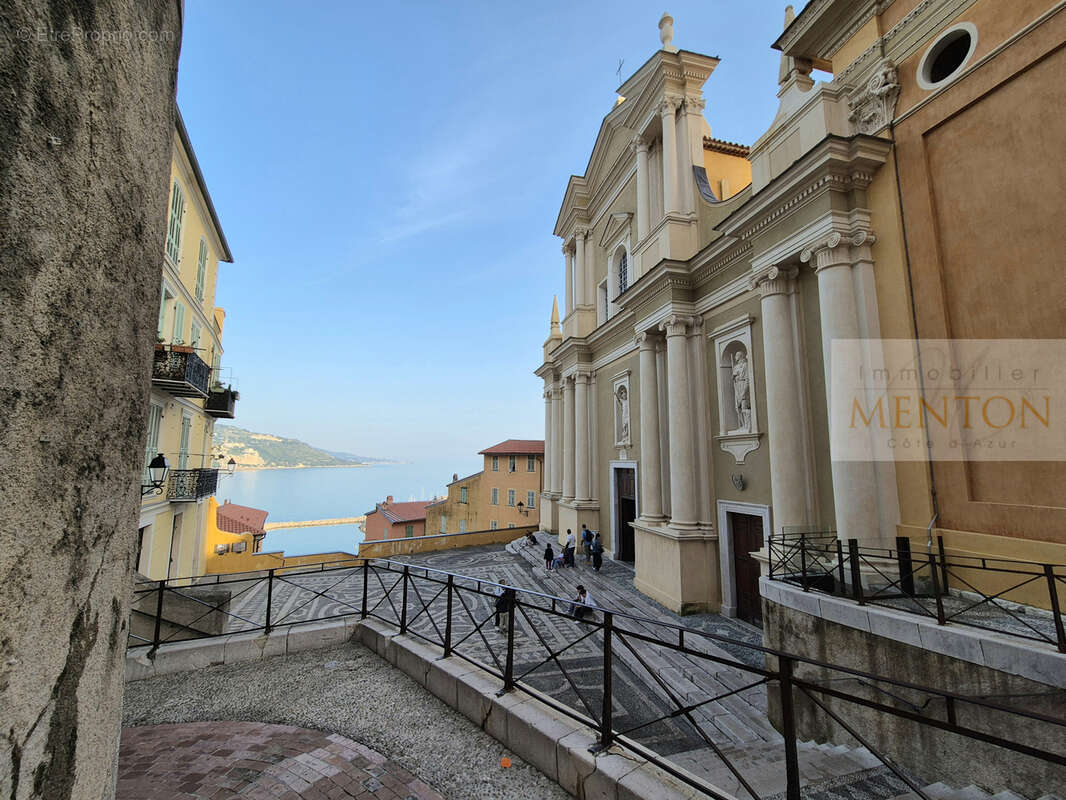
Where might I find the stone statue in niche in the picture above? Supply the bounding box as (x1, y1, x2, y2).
(615, 385, 631, 445)
(731, 349, 751, 433)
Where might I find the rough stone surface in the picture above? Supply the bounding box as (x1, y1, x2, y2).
(122, 641, 572, 800)
(0, 1, 182, 797)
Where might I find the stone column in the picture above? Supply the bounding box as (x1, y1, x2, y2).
(562, 376, 575, 501)
(687, 318, 713, 527)
(804, 236, 880, 541)
(637, 331, 665, 520)
(574, 371, 591, 501)
(564, 245, 574, 314)
(574, 229, 587, 307)
(661, 314, 698, 528)
(656, 337, 671, 517)
(676, 96, 702, 216)
(660, 96, 681, 216)
(755, 267, 808, 533)
(551, 383, 563, 495)
(543, 386, 553, 495)
(633, 136, 650, 240)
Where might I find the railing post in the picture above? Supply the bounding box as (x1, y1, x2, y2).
(835, 539, 846, 594)
(779, 656, 801, 800)
(502, 594, 516, 693)
(848, 539, 864, 605)
(443, 574, 454, 657)
(1044, 564, 1066, 653)
(937, 535, 950, 595)
(400, 565, 409, 633)
(361, 559, 369, 619)
(264, 569, 275, 633)
(768, 537, 776, 580)
(149, 579, 165, 658)
(928, 552, 946, 625)
(599, 611, 614, 750)
(799, 535, 809, 592)
(896, 537, 915, 597)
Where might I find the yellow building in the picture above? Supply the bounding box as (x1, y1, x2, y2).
(425, 440, 544, 535)
(137, 110, 237, 581)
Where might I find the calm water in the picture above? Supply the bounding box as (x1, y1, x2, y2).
(216, 460, 478, 556)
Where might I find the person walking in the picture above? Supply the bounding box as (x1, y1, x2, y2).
(564, 529, 576, 568)
(581, 525, 593, 563)
(544, 542, 555, 571)
(569, 585, 596, 620)
(591, 533, 603, 572)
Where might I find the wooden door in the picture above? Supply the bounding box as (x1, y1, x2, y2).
(730, 513, 765, 627)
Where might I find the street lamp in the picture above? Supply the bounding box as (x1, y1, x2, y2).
(141, 453, 169, 496)
(226, 457, 236, 475)
(516, 501, 529, 516)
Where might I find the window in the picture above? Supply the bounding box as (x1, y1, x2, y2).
(459, 520, 466, 533)
(195, 238, 208, 302)
(440, 516, 447, 533)
(618, 250, 628, 295)
(527, 456, 536, 472)
(157, 281, 173, 340)
(165, 180, 185, 264)
(491, 456, 499, 472)
(918, 23, 977, 90)
(172, 302, 186, 344)
(490, 520, 498, 530)
(190, 321, 202, 351)
(405, 524, 414, 538)
(491, 488, 499, 505)
(178, 415, 191, 470)
(507, 489, 516, 507)
(508, 455, 516, 472)
(508, 523, 516, 529)
(460, 486, 468, 504)
(143, 403, 163, 483)
(527, 491, 536, 509)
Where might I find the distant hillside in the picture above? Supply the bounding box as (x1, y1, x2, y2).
(212, 425, 391, 470)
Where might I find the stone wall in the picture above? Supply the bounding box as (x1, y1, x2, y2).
(358, 526, 537, 559)
(0, 1, 182, 797)
(762, 597, 1066, 795)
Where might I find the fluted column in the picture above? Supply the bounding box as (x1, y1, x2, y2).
(661, 314, 697, 528)
(755, 267, 808, 533)
(660, 96, 681, 216)
(562, 376, 575, 501)
(574, 229, 587, 307)
(550, 383, 563, 495)
(686, 317, 713, 527)
(574, 371, 591, 501)
(564, 245, 574, 314)
(633, 136, 650, 240)
(543, 386, 553, 495)
(637, 331, 665, 520)
(803, 235, 880, 541)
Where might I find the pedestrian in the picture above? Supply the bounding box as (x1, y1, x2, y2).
(569, 585, 596, 620)
(525, 531, 538, 547)
(592, 533, 603, 572)
(495, 586, 515, 631)
(564, 528, 576, 567)
(581, 525, 593, 563)
(544, 542, 555, 571)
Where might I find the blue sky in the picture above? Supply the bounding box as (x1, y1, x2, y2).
(177, 1, 792, 463)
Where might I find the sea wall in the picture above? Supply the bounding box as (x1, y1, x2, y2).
(358, 526, 537, 559)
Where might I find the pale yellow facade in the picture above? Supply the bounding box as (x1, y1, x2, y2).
(137, 111, 235, 582)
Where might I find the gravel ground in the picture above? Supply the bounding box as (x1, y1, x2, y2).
(122, 641, 573, 800)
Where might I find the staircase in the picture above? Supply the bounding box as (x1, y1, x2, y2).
(503, 535, 1064, 800)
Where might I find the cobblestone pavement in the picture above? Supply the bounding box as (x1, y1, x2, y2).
(118, 722, 445, 800)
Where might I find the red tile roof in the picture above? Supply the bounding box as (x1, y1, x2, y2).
(376, 500, 430, 524)
(217, 502, 268, 535)
(479, 439, 545, 455)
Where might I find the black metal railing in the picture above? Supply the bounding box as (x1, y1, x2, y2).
(769, 533, 1066, 653)
(152, 345, 211, 398)
(166, 468, 219, 501)
(128, 557, 1066, 800)
(204, 386, 238, 418)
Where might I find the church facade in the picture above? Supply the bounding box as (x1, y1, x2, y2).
(536, 1, 1066, 617)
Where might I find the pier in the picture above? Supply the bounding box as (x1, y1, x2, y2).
(264, 516, 366, 531)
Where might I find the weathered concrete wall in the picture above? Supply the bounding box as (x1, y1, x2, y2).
(0, 1, 182, 797)
(357, 526, 537, 559)
(763, 599, 1066, 795)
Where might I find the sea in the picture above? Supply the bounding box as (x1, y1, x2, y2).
(216, 460, 479, 556)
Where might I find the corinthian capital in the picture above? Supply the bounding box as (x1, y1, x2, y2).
(684, 95, 706, 113)
(630, 134, 649, 154)
(659, 94, 682, 116)
(660, 313, 697, 337)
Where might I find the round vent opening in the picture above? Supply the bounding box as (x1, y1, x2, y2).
(918, 23, 978, 90)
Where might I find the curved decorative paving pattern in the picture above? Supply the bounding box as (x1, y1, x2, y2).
(118, 722, 445, 800)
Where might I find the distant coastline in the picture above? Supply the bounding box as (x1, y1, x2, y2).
(232, 462, 404, 472)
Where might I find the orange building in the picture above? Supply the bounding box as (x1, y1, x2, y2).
(362, 496, 430, 541)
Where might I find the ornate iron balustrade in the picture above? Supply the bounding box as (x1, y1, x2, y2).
(768, 533, 1066, 652)
(204, 386, 238, 418)
(128, 557, 1066, 800)
(151, 346, 210, 398)
(166, 468, 219, 502)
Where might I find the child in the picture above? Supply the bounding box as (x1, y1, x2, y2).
(544, 542, 555, 571)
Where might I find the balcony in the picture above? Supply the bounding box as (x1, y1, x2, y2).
(152, 345, 210, 398)
(167, 468, 219, 502)
(204, 386, 239, 418)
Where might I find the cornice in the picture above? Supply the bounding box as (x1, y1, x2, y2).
(773, 0, 891, 61)
(616, 260, 694, 316)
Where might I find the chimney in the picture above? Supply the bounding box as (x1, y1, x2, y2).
(385, 495, 393, 506)
(452, 473, 458, 482)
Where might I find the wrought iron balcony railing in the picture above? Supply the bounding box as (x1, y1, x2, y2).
(152, 346, 210, 398)
(166, 468, 219, 502)
(204, 387, 238, 418)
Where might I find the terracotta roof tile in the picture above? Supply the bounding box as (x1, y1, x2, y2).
(478, 439, 545, 455)
(377, 500, 430, 523)
(216, 502, 268, 535)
